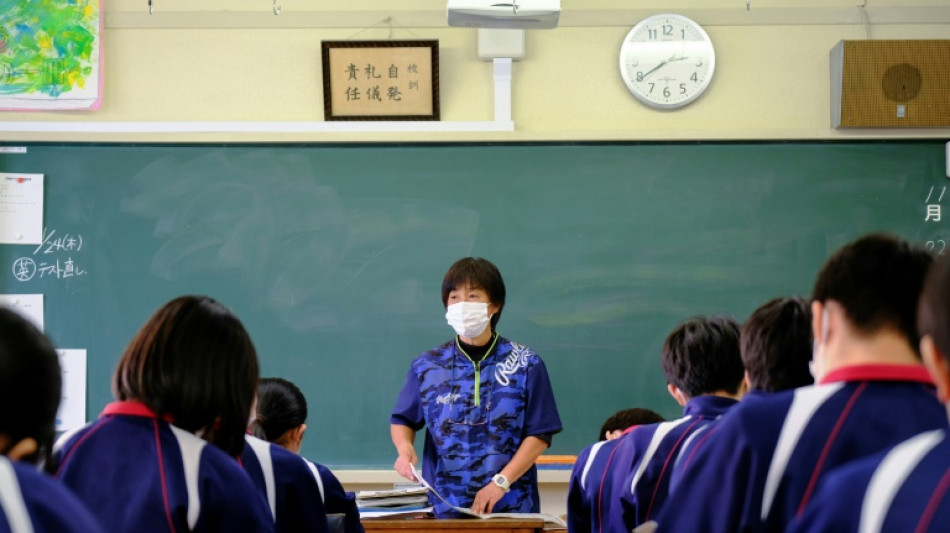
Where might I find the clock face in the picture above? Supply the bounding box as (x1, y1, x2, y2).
(619, 14, 716, 109)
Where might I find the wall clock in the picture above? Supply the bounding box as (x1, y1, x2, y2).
(619, 14, 716, 109)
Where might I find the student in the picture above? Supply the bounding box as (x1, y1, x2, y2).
(789, 253, 950, 532)
(739, 297, 815, 394)
(0, 308, 104, 533)
(665, 297, 814, 494)
(242, 432, 329, 533)
(52, 295, 275, 532)
(653, 234, 949, 533)
(250, 377, 362, 533)
(615, 315, 745, 532)
(598, 408, 666, 442)
(390, 257, 562, 517)
(567, 408, 664, 533)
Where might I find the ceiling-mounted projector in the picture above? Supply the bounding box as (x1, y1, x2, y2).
(447, 0, 561, 30)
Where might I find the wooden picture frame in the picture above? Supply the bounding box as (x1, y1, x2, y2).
(321, 40, 440, 121)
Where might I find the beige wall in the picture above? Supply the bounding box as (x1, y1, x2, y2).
(1, 0, 949, 141)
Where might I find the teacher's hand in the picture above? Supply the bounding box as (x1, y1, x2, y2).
(394, 448, 418, 481)
(471, 483, 506, 514)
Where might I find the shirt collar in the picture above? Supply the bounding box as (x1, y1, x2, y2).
(621, 424, 640, 436)
(683, 395, 739, 418)
(820, 363, 934, 385)
(101, 400, 175, 423)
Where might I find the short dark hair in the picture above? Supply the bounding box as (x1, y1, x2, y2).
(251, 377, 308, 443)
(812, 233, 932, 355)
(441, 257, 507, 329)
(0, 308, 61, 463)
(741, 297, 814, 392)
(661, 315, 744, 399)
(598, 408, 665, 441)
(918, 254, 950, 360)
(113, 295, 259, 457)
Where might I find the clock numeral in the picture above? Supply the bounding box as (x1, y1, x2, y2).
(650, 25, 674, 39)
(648, 82, 655, 94)
(690, 72, 698, 82)
(663, 86, 671, 98)
(679, 83, 687, 94)
(636, 72, 644, 82)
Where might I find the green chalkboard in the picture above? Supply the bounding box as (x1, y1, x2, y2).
(1, 141, 947, 468)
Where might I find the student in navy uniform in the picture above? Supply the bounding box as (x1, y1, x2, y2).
(597, 408, 666, 442)
(566, 408, 664, 533)
(614, 315, 745, 532)
(52, 295, 275, 533)
(790, 253, 950, 533)
(241, 433, 329, 533)
(0, 308, 104, 533)
(250, 377, 362, 533)
(666, 297, 814, 494)
(391, 257, 562, 517)
(653, 234, 949, 533)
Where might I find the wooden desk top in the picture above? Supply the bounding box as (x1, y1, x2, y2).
(362, 518, 545, 533)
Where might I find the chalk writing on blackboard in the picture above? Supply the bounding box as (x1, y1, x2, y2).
(923, 186, 948, 255)
(925, 185, 946, 222)
(11, 258, 36, 281)
(925, 240, 947, 255)
(10, 228, 88, 282)
(34, 228, 83, 254)
(12, 256, 86, 281)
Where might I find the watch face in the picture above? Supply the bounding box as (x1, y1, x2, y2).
(619, 14, 716, 109)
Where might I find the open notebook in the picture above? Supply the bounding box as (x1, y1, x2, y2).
(411, 465, 566, 528)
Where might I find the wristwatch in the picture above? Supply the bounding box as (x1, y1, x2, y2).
(492, 474, 511, 492)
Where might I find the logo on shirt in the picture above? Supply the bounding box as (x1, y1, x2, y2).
(495, 343, 531, 386)
(436, 392, 462, 405)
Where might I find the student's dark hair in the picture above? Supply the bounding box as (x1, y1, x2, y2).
(812, 233, 932, 356)
(441, 257, 507, 329)
(661, 315, 744, 399)
(113, 295, 258, 457)
(251, 377, 308, 442)
(0, 309, 61, 464)
(741, 297, 814, 392)
(918, 254, 950, 358)
(598, 408, 665, 441)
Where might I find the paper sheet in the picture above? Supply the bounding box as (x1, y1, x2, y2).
(0, 294, 43, 331)
(56, 349, 87, 432)
(410, 464, 566, 527)
(359, 507, 433, 519)
(0, 173, 44, 244)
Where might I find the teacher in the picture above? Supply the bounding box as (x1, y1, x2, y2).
(390, 257, 562, 517)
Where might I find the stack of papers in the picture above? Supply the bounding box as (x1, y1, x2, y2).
(357, 485, 430, 511)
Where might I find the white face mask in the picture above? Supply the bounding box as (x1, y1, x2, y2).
(445, 301, 492, 338)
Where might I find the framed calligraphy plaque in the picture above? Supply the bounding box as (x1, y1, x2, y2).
(321, 40, 440, 121)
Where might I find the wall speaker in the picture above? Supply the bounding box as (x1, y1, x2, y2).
(831, 40, 950, 128)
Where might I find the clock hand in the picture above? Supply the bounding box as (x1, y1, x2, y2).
(640, 53, 690, 80)
(640, 60, 669, 79)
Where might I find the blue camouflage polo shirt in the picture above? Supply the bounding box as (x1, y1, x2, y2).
(391, 334, 562, 517)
